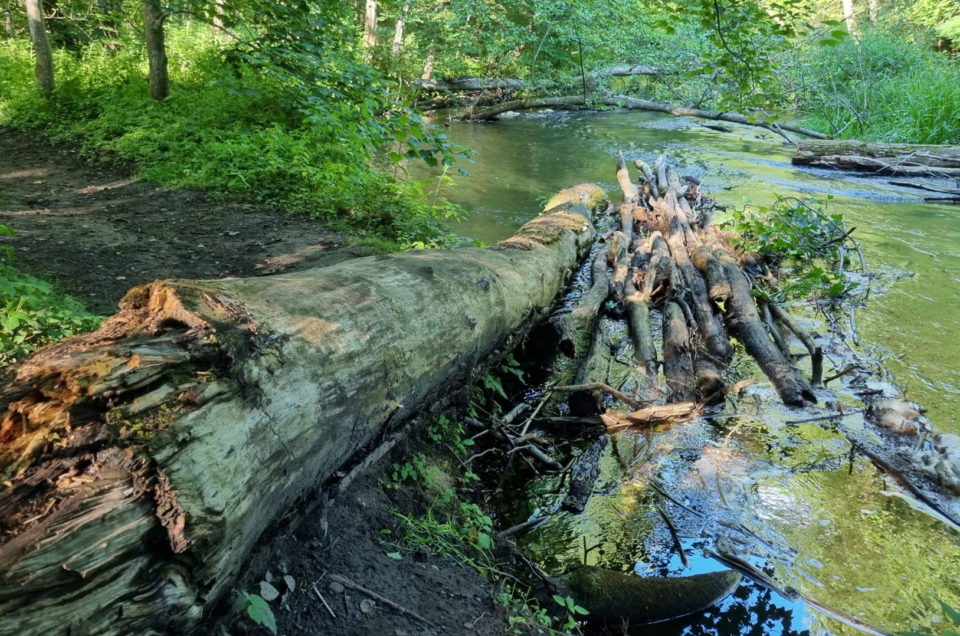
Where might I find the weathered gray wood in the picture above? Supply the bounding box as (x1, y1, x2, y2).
(714, 250, 816, 406)
(793, 140, 960, 177)
(414, 77, 525, 91)
(662, 301, 695, 403)
(464, 96, 828, 140)
(0, 184, 608, 636)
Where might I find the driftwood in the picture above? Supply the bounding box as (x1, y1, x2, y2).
(562, 436, 607, 513)
(0, 184, 608, 636)
(793, 140, 960, 177)
(463, 96, 828, 140)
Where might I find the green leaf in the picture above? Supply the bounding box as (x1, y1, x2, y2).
(245, 594, 277, 635)
(386, 551, 403, 560)
(941, 601, 960, 625)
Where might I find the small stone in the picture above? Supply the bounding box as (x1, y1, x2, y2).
(329, 581, 344, 594)
(360, 599, 375, 614)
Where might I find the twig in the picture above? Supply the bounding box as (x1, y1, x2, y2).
(328, 574, 432, 626)
(823, 364, 860, 384)
(499, 515, 548, 538)
(312, 584, 336, 619)
(784, 412, 857, 425)
(553, 383, 646, 410)
(655, 503, 688, 567)
(649, 479, 705, 518)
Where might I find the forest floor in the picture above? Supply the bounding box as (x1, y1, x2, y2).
(0, 128, 362, 314)
(0, 129, 514, 636)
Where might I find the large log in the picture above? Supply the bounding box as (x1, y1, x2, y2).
(0, 184, 608, 636)
(793, 140, 960, 177)
(463, 96, 828, 140)
(413, 77, 525, 92)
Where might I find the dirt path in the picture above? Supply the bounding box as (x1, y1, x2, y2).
(0, 129, 362, 314)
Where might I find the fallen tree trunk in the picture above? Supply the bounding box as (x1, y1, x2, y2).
(463, 96, 828, 140)
(0, 184, 608, 636)
(413, 77, 525, 91)
(793, 140, 960, 177)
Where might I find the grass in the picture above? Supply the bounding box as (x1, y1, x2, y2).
(795, 29, 960, 144)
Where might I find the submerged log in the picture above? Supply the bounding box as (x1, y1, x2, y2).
(0, 184, 608, 636)
(793, 140, 960, 177)
(556, 565, 741, 624)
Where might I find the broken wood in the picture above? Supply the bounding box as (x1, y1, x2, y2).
(600, 402, 697, 430)
(0, 184, 608, 636)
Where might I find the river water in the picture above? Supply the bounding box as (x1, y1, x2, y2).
(427, 111, 960, 635)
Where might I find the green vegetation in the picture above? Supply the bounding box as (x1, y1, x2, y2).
(725, 197, 857, 302)
(0, 226, 102, 365)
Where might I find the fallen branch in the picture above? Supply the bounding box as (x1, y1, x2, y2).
(328, 574, 432, 625)
(463, 96, 828, 140)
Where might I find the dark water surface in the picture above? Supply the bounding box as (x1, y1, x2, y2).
(423, 111, 960, 635)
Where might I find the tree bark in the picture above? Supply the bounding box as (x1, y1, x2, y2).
(391, 1, 407, 57)
(3, 9, 13, 37)
(793, 140, 960, 177)
(212, 0, 224, 33)
(841, 0, 859, 37)
(24, 0, 53, 94)
(464, 96, 829, 140)
(363, 0, 377, 49)
(144, 0, 168, 100)
(0, 184, 608, 636)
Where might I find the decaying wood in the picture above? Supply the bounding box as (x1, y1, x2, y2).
(600, 402, 697, 429)
(463, 96, 828, 140)
(0, 184, 608, 636)
(550, 248, 611, 359)
(793, 140, 960, 177)
(562, 436, 607, 512)
(715, 249, 816, 406)
(662, 301, 696, 403)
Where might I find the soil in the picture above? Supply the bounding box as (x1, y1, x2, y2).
(221, 434, 514, 636)
(0, 128, 517, 636)
(0, 128, 364, 314)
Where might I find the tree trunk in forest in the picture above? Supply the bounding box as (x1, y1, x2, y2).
(421, 51, 434, 80)
(867, 0, 878, 25)
(841, 0, 859, 38)
(24, 0, 53, 94)
(391, 2, 407, 57)
(212, 0, 224, 33)
(363, 0, 377, 49)
(0, 185, 608, 636)
(793, 140, 960, 177)
(3, 9, 13, 37)
(143, 0, 168, 100)
(463, 96, 828, 140)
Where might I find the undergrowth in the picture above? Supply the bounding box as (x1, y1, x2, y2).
(0, 25, 467, 249)
(795, 29, 960, 144)
(0, 226, 102, 365)
(384, 412, 580, 635)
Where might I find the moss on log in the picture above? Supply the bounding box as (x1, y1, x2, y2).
(558, 564, 741, 623)
(0, 184, 607, 636)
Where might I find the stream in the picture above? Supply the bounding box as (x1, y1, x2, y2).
(426, 111, 960, 634)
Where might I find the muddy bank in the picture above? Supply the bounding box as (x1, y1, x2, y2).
(0, 129, 361, 314)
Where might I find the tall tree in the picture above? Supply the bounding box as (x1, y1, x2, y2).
(212, 0, 224, 33)
(391, 1, 408, 57)
(363, 0, 376, 48)
(23, 0, 53, 94)
(144, 0, 168, 100)
(841, 0, 859, 37)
